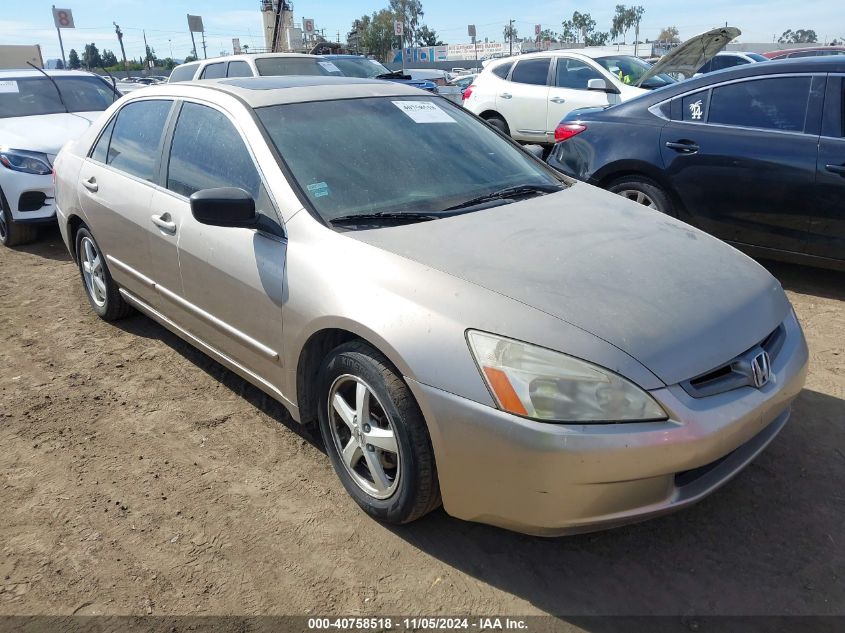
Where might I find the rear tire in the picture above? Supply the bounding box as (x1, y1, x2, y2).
(607, 176, 675, 216)
(484, 114, 510, 136)
(317, 340, 440, 524)
(0, 190, 38, 247)
(74, 226, 133, 321)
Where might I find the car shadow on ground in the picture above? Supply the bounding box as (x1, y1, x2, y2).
(386, 387, 844, 624)
(12, 225, 72, 262)
(761, 259, 845, 302)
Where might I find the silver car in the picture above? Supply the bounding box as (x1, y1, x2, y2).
(53, 77, 809, 536)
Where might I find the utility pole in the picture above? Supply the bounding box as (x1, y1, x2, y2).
(201, 30, 207, 58)
(114, 23, 128, 72)
(509, 19, 514, 56)
(142, 29, 150, 74)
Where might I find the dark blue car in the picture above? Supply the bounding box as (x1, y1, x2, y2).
(321, 55, 437, 93)
(547, 57, 845, 271)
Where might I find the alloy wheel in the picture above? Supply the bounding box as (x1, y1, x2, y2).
(618, 189, 658, 209)
(327, 374, 402, 500)
(80, 236, 107, 307)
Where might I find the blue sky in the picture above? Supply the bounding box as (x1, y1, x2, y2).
(5, 0, 844, 62)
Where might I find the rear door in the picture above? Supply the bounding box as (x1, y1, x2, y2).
(659, 74, 820, 251)
(809, 73, 845, 262)
(149, 100, 287, 391)
(546, 57, 613, 136)
(77, 99, 173, 307)
(496, 57, 551, 142)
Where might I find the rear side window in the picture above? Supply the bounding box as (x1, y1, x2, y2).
(227, 61, 252, 77)
(106, 100, 172, 181)
(200, 63, 226, 79)
(555, 58, 602, 89)
(169, 63, 199, 82)
(708, 77, 812, 132)
(711, 55, 749, 71)
(492, 61, 513, 79)
(510, 58, 551, 86)
(90, 117, 116, 163)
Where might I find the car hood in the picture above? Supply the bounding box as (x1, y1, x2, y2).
(0, 111, 103, 157)
(636, 26, 741, 85)
(348, 183, 789, 386)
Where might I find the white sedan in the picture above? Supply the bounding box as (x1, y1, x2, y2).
(0, 69, 119, 246)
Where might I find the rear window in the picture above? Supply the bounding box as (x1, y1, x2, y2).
(169, 63, 199, 82)
(708, 77, 812, 132)
(510, 58, 550, 86)
(254, 57, 342, 77)
(200, 63, 226, 79)
(0, 76, 117, 118)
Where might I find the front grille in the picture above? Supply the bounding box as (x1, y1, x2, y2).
(680, 322, 785, 398)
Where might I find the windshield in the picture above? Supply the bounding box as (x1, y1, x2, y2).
(594, 55, 675, 88)
(255, 57, 343, 77)
(327, 57, 391, 78)
(256, 96, 561, 224)
(0, 76, 117, 118)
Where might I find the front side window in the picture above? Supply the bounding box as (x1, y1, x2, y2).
(555, 58, 603, 89)
(106, 100, 172, 181)
(594, 55, 674, 88)
(200, 63, 226, 79)
(255, 57, 343, 77)
(708, 77, 812, 132)
(256, 96, 561, 223)
(0, 76, 116, 118)
(711, 55, 748, 71)
(510, 58, 550, 86)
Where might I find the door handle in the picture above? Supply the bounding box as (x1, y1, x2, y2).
(549, 96, 566, 104)
(665, 140, 700, 154)
(825, 164, 845, 176)
(82, 176, 98, 192)
(499, 93, 512, 99)
(151, 213, 176, 234)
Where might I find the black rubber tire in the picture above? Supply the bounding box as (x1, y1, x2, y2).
(0, 189, 38, 247)
(484, 114, 510, 136)
(607, 176, 676, 217)
(74, 226, 133, 321)
(316, 340, 441, 524)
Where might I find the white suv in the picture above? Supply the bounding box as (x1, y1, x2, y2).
(464, 27, 740, 144)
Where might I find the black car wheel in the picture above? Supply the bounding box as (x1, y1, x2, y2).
(484, 114, 510, 136)
(0, 189, 38, 247)
(317, 340, 440, 524)
(608, 177, 675, 217)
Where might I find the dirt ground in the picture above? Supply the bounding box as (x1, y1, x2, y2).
(0, 226, 843, 624)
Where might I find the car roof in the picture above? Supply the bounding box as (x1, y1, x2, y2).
(123, 76, 424, 108)
(0, 69, 99, 78)
(765, 46, 845, 57)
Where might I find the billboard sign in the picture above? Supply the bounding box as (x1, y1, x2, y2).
(187, 14, 204, 33)
(52, 8, 75, 29)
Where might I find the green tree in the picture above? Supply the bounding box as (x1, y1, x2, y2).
(68, 48, 81, 69)
(657, 25, 680, 43)
(389, 0, 423, 45)
(101, 49, 118, 67)
(183, 54, 198, 63)
(144, 45, 157, 65)
(560, 20, 577, 43)
(362, 9, 399, 62)
(571, 11, 595, 43)
(503, 22, 518, 43)
(82, 43, 101, 70)
(55, 59, 65, 69)
(348, 14, 372, 53)
(778, 29, 818, 44)
(539, 29, 558, 43)
(417, 25, 443, 46)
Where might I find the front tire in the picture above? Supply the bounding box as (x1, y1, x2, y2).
(607, 176, 675, 216)
(317, 341, 440, 524)
(484, 114, 510, 136)
(74, 226, 133, 321)
(0, 190, 38, 247)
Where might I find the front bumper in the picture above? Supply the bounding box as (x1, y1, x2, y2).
(408, 313, 809, 536)
(0, 169, 56, 222)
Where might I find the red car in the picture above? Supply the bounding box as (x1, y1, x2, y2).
(763, 46, 845, 59)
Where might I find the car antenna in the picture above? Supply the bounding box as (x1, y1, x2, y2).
(99, 65, 119, 102)
(26, 62, 69, 113)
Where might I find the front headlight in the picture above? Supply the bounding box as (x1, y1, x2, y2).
(467, 330, 667, 423)
(0, 149, 52, 175)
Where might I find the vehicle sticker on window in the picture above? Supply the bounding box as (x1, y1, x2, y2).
(392, 100, 455, 123)
(318, 61, 341, 73)
(307, 181, 330, 198)
(689, 99, 704, 120)
(0, 80, 20, 93)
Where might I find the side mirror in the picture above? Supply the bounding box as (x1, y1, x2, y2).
(587, 78, 621, 94)
(189, 187, 257, 228)
(522, 144, 545, 159)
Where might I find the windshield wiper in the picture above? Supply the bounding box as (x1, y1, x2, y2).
(329, 211, 440, 227)
(27, 62, 68, 113)
(375, 70, 409, 80)
(442, 183, 562, 212)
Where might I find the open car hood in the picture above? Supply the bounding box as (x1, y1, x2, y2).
(635, 26, 741, 86)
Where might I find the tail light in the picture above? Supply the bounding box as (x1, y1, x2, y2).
(554, 123, 586, 142)
(462, 85, 475, 100)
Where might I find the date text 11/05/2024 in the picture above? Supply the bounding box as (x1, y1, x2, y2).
(307, 617, 530, 630)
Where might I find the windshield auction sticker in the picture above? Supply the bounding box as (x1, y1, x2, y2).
(0, 80, 20, 93)
(318, 61, 341, 73)
(392, 100, 455, 123)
